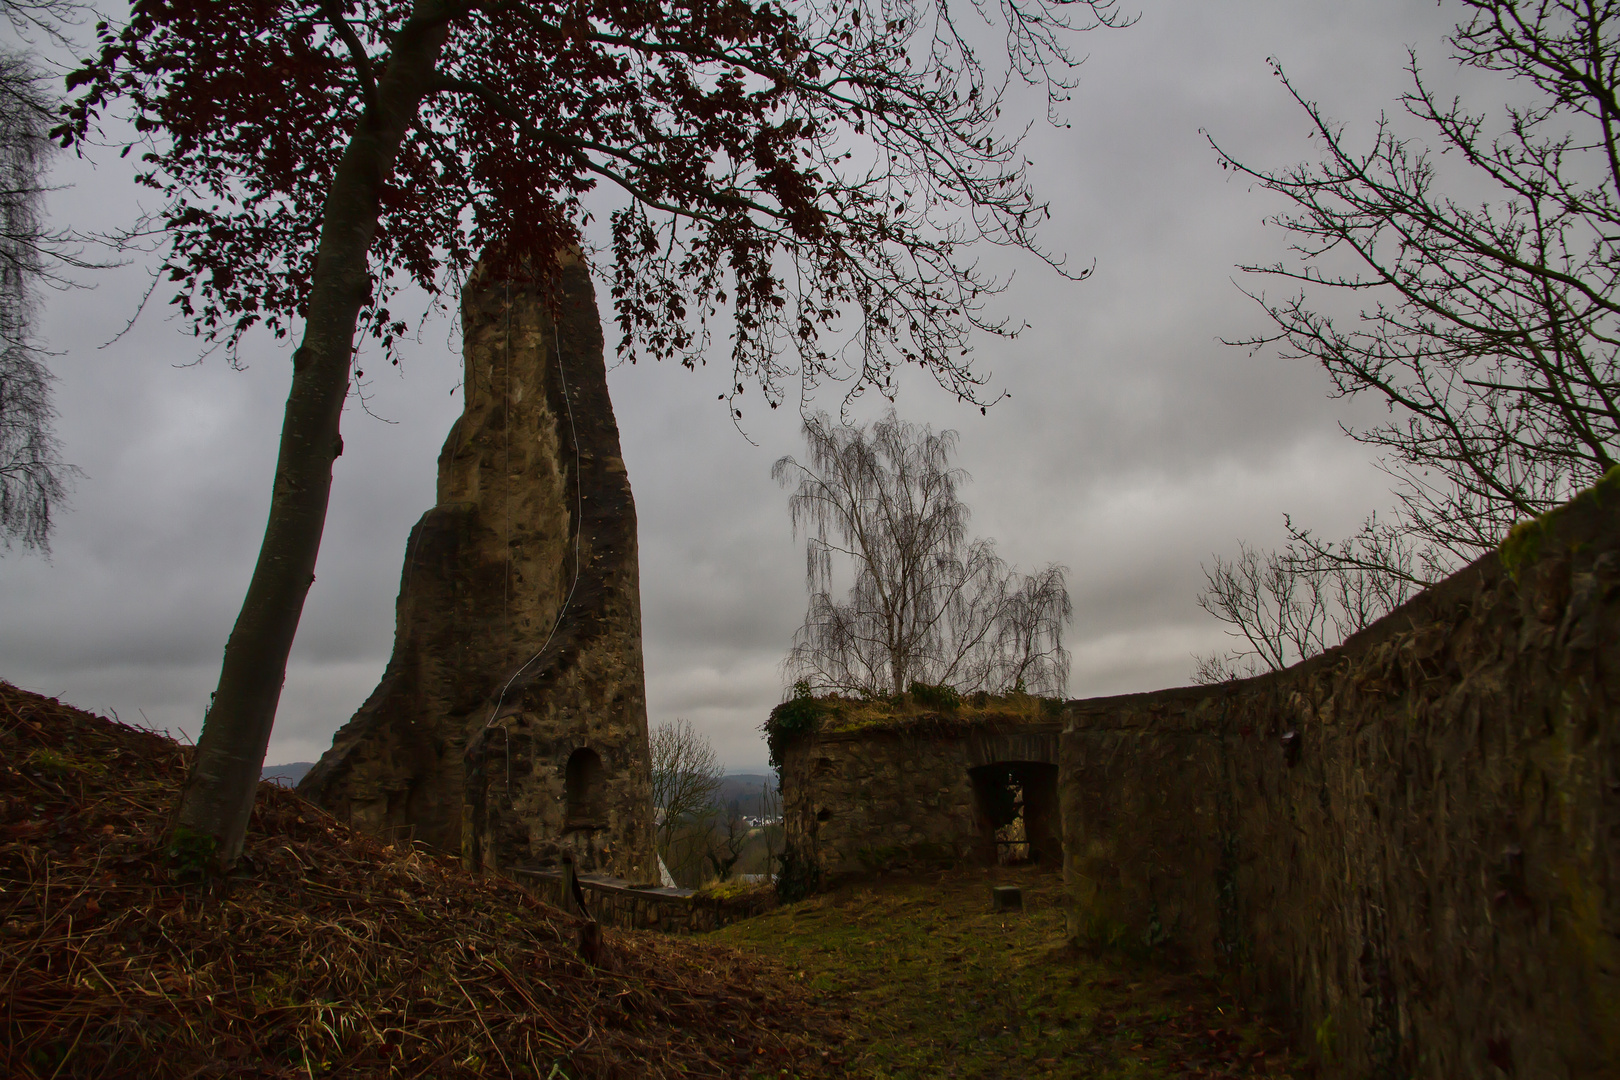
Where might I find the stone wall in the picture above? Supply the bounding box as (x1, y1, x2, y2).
(773, 479, 1617, 1075)
(1060, 476, 1620, 1078)
(513, 869, 775, 934)
(299, 253, 657, 885)
(779, 712, 1063, 884)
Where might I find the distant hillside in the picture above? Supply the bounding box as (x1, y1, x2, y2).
(261, 760, 314, 787)
(717, 773, 777, 817)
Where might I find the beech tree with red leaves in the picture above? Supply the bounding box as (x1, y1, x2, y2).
(59, 0, 1126, 869)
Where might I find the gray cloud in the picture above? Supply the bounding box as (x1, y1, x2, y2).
(3, 0, 1464, 772)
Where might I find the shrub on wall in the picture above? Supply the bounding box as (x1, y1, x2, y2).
(764, 681, 827, 776)
(907, 681, 961, 711)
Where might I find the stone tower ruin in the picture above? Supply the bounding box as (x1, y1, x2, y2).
(298, 252, 658, 885)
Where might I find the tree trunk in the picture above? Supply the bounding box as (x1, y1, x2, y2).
(173, 8, 449, 871)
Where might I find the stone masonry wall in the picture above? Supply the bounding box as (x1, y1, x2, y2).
(780, 717, 1062, 883)
(300, 253, 657, 885)
(1060, 477, 1620, 1078)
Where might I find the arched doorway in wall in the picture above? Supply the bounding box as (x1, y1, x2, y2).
(564, 748, 607, 830)
(968, 761, 1060, 865)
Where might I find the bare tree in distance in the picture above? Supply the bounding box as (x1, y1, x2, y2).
(1195, 542, 1326, 682)
(774, 410, 1071, 698)
(0, 35, 87, 553)
(704, 809, 748, 884)
(648, 719, 721, 869)
(1195, 0, 1620, 681)
(1192, 521, 1430, 683)
(995, 565, 1074, 693)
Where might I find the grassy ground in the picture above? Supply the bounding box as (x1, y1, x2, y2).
(712, 865, 1310, 1079)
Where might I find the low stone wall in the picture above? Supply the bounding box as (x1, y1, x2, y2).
(779, 716, 1062, 884)
(512, 869, 774, 933)
(1060, 478, 1620, 1078)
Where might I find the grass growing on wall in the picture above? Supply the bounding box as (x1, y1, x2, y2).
(766, 686, 1061, 750)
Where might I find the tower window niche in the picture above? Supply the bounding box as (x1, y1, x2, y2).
(564, 748, 607, 829)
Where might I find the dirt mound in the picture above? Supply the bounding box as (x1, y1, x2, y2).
(0, 682, 838, 1079)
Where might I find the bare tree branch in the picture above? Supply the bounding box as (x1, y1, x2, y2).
(1207, 1, 1620, 564)
(1195, 2, 1620, 684)
(1193, 519, 1437, 683)
(649, 718, 721, 864)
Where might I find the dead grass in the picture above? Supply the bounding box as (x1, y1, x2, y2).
(0, 681, 841, 1079)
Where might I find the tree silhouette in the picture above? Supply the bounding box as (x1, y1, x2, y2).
(1196, 1, 1620, 681)
(649, 718, 721, 861)
(1211, 0, 1620, 569)
(60, 0, 1123, 868)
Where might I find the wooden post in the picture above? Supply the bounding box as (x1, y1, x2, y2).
(561, 856, 579, 917)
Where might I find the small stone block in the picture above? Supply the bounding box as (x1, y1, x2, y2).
(991, 885, 1023, 912)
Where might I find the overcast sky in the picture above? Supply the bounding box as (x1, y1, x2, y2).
(0, 0, 1464, 772)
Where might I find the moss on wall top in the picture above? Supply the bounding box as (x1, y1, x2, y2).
(765, 685, 1062, 768)
(1499, 463, 1620, 579)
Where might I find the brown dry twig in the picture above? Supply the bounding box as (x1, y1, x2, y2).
(0, 681, 842, 1078)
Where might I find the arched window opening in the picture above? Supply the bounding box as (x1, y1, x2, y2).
(564, 748, 607, 829)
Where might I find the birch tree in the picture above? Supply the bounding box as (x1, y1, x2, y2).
(774, 410, 1070, 697)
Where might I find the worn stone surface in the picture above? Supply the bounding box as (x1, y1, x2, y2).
(299, 253, 657, 885)
(1060, 477, 1620, 1079)
(779, 713, 1064, 883)
(512, 869, 774, 933)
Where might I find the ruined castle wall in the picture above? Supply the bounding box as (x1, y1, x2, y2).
(1060, 480, 1620, 1078)
(300, 254, 656, 885)
(779, 719, 1062, 882)
(780, 728, 983, 881)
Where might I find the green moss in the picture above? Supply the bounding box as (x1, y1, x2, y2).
(25, 747, 102, 778)
(1499, 464, 1620, 580)
(817, 689, 1058, 735)
(1498, 518, 1546, 581)
(1313, 1012, 1337, 1065)
(1555, 862, 1620, 1063)
(763, 681, 828, 775)
(166, 826, 219, 880)
(765, 685, 1063, 785)
(696, 878, 773, 903)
